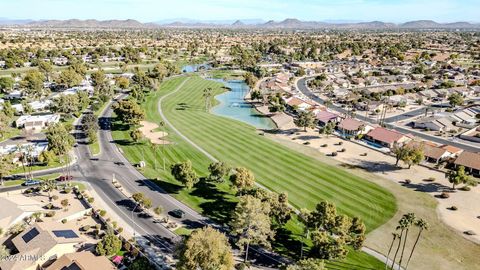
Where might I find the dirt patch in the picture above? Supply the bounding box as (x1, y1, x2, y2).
(139, 121, 170, 145)
(266, 129, 480, 270)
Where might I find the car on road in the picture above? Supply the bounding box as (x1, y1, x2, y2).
(169, 209, 185, 219)
(22, 180, 41, 186)
(57, 175, 73, 181)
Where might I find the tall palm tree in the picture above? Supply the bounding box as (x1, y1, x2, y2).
(405, 219, 429, 270)
(385, 232, 400, 270)
(202, 87, 213, 111)
(398, 213, 416, 269)
(16, 144, 28, 180)
(391, 216, 408, 269)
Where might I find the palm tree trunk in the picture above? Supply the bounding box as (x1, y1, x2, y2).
(385, 234, 397, 270)
(391, 230, 403, 269)
(398, 229, 410, 269)
(405, 229, 423, 270)
(244, 242, 250, 263)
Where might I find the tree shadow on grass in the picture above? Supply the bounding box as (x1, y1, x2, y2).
(113, 139, 133, 146)
(192, 179, 237, 225)
(110, 120, 130, 132)
(135, 179, 183, 195)
(271, 227, 303, 259)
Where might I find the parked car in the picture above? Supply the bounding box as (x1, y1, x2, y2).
(57, 175, 73, 181)
(23, 180, 41, 186)
(169, 209, 185, 219)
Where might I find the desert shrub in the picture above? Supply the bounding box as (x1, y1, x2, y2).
(99, 210, 107, 217)
(82, 225, 91, 231)
(440, 192, 450, 199)
(449, 206, 458, 211)
(61, 219, 67, 224)
(52, 195, 59, 201)
(46, 211, 56, 217)
(88, 197, 94, 203)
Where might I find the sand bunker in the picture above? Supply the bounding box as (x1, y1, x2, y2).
(139, 121, 170, 145)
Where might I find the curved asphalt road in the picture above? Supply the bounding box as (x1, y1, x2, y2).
(297, 77, 480, 152)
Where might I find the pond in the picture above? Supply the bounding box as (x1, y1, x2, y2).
(211, 79, 276, 130)
(181, 63, 212, 73)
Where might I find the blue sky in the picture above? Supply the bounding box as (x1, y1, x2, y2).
(2, 0, 479, 23)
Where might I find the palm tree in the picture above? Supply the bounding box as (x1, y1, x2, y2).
(202, 87, 213, 111)
(390, 215, 408, 269)
(16, 145, 28, 180)
(398, 213, 416, 269)
(41, 179, 57, 202)
(405, 219, 429, 270)
(324, 99, 332, 110)
(385, 232, 400, 270)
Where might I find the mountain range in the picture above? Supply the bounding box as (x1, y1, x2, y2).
(1, 18, 479, 29)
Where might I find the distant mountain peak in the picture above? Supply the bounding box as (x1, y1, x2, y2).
(232, 20, 244, 26)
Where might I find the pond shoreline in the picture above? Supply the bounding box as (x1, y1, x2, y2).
(244, 88, 294, 130)
(210, 79, 277, 130)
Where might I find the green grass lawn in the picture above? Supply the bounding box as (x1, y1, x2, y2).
(208, 69, 245, 80)
(3, 173, 61, 187)
(88, 141, 101, 156)
(160, 76, 396, 231)
(112, 76, 396, 268)
(1, 127, 22, 142)
(174, 227, 193, 236)
(11, 159, 64, 175)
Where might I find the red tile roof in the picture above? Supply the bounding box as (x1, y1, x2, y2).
(337, 118, 364, 131)
(315, 111, 339, 123)
(454, 151, 480, 170)
(366, 127, 407, 144)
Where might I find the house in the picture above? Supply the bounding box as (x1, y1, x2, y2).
(454, 151, 480, 176)
(0, 222, 85, 270)
(4, 90, 23, 100)
(336, 118, 373, 138)
(0, 195, 43, 229)
(285, 97, 316, 111)
(364, 127, 411, 148)
(15, 114, 60, 131)
(315, 111, 340, 126)
(407, 141, 454, 164)
(261, 73, 291, 93)
(412, 116, 455, 132)
(45, 251, 116, 270)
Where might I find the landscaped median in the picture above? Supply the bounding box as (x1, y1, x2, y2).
(112, 76, 397, 268)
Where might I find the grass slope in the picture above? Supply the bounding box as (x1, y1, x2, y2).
(160, 76, 396, 231)
(112, 76, 396, 269)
